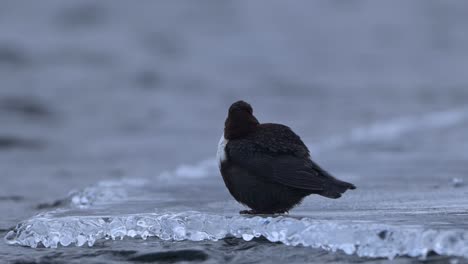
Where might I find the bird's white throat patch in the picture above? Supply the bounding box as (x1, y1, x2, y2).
(216, 134, 228, 168)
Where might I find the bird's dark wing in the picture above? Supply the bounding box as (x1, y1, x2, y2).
(225, 124, 333, 191)
(244, 123, 310, 158)
(226, 142, 329, 191)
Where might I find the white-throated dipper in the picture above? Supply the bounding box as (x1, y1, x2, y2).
(217, 100, 356, 214)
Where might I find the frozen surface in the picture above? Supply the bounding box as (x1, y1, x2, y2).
(5, 211, 468, 259)
(6, 105, 468, 260)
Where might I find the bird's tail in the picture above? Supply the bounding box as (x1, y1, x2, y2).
(319, 178, 356, 199)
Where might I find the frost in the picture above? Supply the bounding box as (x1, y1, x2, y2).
(5, 212, 468, 259)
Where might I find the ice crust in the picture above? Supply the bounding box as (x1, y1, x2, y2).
(67, 162, 218, 208)
(6, 106, 468, 260)
(5, 212, 468, 259)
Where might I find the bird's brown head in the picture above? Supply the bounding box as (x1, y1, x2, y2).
(224, 100, 259, 140)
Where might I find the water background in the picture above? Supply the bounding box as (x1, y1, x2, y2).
(1, 1, 468, 263)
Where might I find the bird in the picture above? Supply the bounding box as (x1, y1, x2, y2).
(217, 100, 356, 215)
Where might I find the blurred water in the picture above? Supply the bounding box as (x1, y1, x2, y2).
(1, 1, 468, 263)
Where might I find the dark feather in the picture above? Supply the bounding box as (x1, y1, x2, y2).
(226, 123, 355, 194)
(220, 102, 356, 213)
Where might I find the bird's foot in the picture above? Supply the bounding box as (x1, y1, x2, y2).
(239, 210, 286, 215)
(239, 210, 262, 215)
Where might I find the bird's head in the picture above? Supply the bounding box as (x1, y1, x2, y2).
(224, 100, 259, 139)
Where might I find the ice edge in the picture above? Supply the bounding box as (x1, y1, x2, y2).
(5, 212, 468, 260)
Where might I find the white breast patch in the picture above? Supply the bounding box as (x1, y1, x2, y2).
(216, 134, 228, 168)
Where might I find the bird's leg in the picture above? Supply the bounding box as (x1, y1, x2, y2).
(239, 209, 262, 215)
(239, 210, 282, 215)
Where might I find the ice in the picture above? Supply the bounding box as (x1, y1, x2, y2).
(67, 161, 219, 208)
(69, 178, 148, 208)
(69, 106, 468, 209)
(5, 105, 468, 260)
(159, 159, 217, 181)
(315, 107, 468, 153)
(5, 212, 468, 259)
